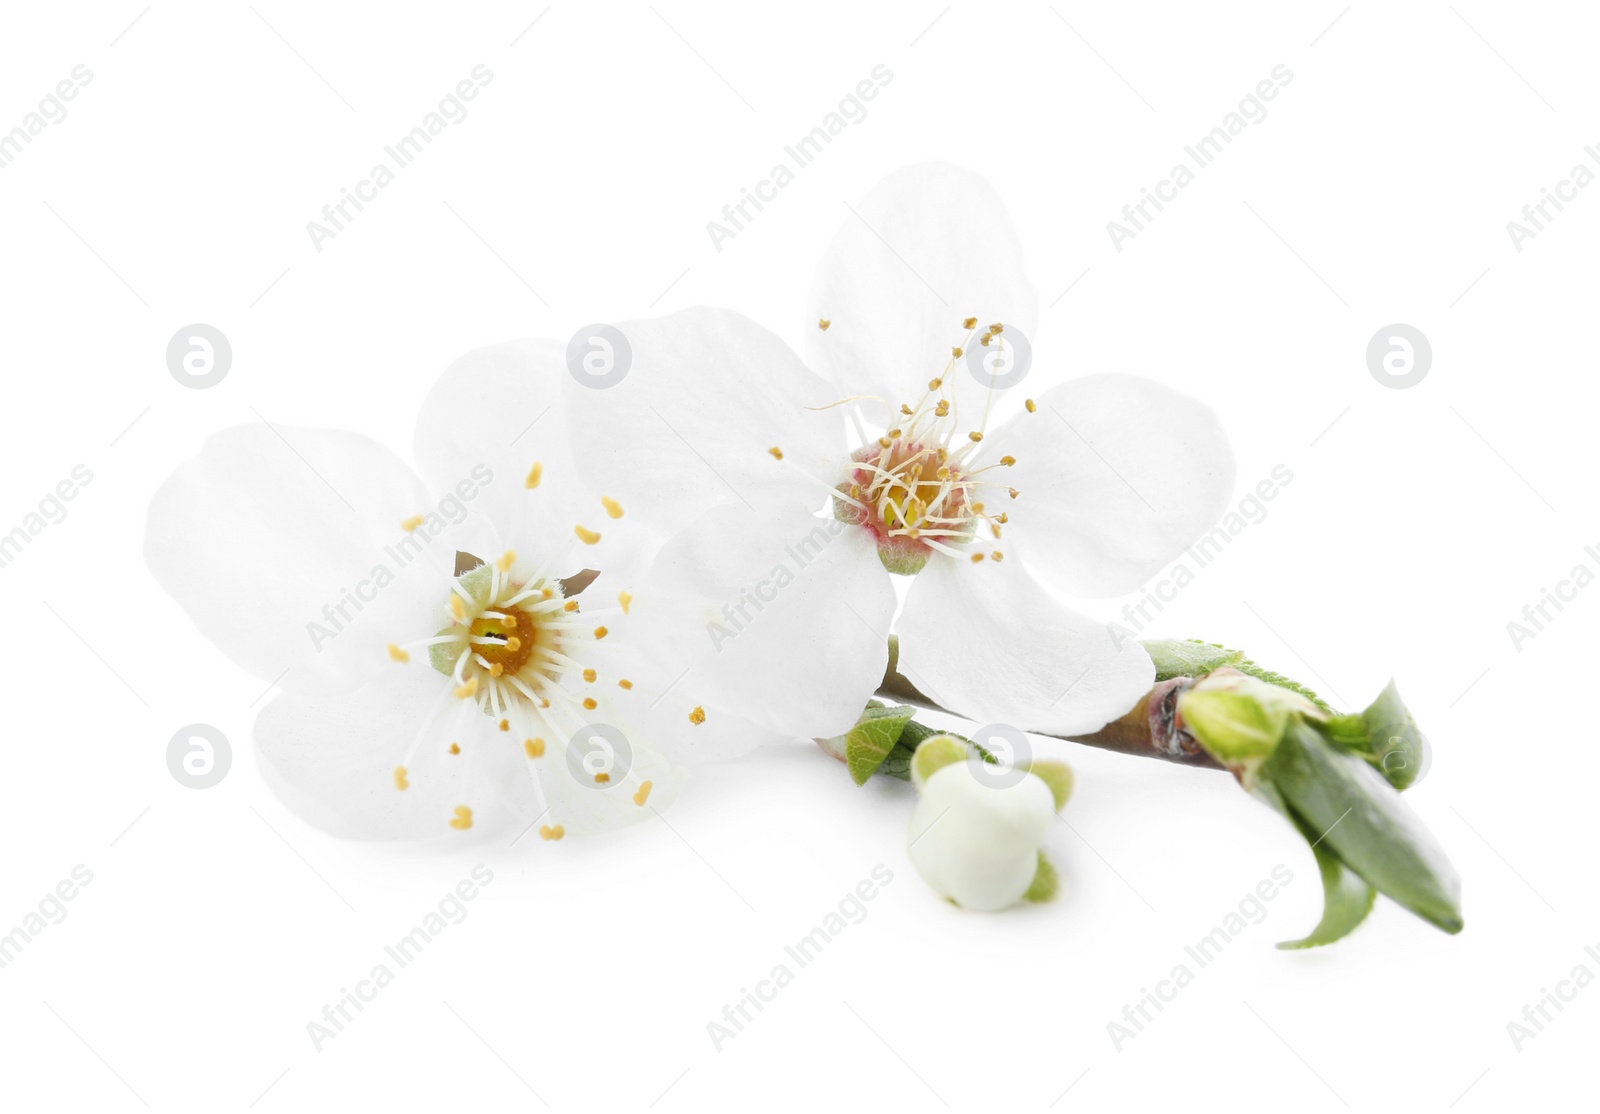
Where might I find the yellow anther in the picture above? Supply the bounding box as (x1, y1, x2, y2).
(489, 662, 503, 677)
(497, 550, 516, 572)
(992, 524, 1003, 539)
(575, 524, 602, 545)
(601, 496, 625, 519)
(593, 625, 609, 640)
(968, 431, 983, 443)
(971, 553, 986, 563)
(878, 436, 892, 449)
(1009, 488, 1020, 499)
(401, 514, 425, 532)
(502, 614, 518, 629)
(888, 428, 902, 440)
(963, 316, 978, 329)
(818, 318, 831, 330)
(449, 806, 474, 831)
(1000, 455, 1016, 466)
(618, 591, 633, 614)
(539, 824, 565, 841)
(394, 766, 409, 791)
(449, 742, 461, 755)
(768, 446, 784, 460)
(541, 586, 554, 599)
(900, 404, 913, 416)
(582, 669, 597, 683)
(928, 377, 943, 390)
(618, 679, 633, 690)
(525, 738, 545, 758)
(499, 718, 510, 731)
(980, 334, 991, 347)
(989, 323, 1004, 334)
(582, 697, 598, 710)
(952, 347, 963, 358)
(991, 551, 1005, 562)
(563, 600, 580, 612)
(594, 772, 610, 784)
(449, 594, 465, 620)
(387, 643, 410, 663)
(633, 781, 653, 806)
(972, 502, 985, 513)
(1025, 398, 1037, 413)
(505, 636, 522, 652)
(996, 512, 1009, 524)
(454, 677, 478, 699)
(689, 705, 706, 726)
(525, 462, 543, 489)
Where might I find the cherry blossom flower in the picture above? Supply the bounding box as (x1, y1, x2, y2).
(145, 341, 792, 840)
(564, 163, 1235, 740)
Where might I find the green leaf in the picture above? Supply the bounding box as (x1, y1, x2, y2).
(1023, 852, 1060, 903)
(1360, 680, 1427, 791)
(1263, 719, 1462, 934)
(1027, 761, 1075, 811)
(1143, 639, 1245, 682)
(845, 704, 917, 786)
(1278, 839, 1378, 950)
(909, 735, 967, 787)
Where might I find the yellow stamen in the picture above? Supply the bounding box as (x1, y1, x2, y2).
(1009, 488, 1020, 499)
(449, 805, 473, 831)
(449, 594, 465, 620)
(394, 766, 409, 791)
(963, 316, 978, 329)
(1025, 398, 1037, 413)
(991, 551, 1005, 562)
(952, 347, 963, 358)
(539, 824, 565, 841)
(525, 738, 545, 758)
(968, 431, 983, 443)
(575, 524, 602, 545)
(618, 591, 633, 614)
(541, 586, 555, 599)
(401, 514, 425, 532)
(633, 782, 653, 806)
(505, 636, 522, 652)
(502, 614, 518, 630)
(971, 553, 986, 563)
(618, 679, 633, 690)
(1000, 455, 1016, 466)
(928, 377, 943, 390)
(989, 322, 1004, 334)
(594, 625, 609, 640)
(449, 742, 461, 755)
(601, 496, 625, 519)
(689, 705, 706, 726)
(582, 697, 598, 710)
(818, 318, 831, 330)
(454, 677, 478, 699)
(768, 446, 784, 460)
(582, 669, 597, 683)
(594, 772, 610, 784)
(499, 718, 510, 731)
(387, 643, 410, 663)
(489, 662, 503, 677)
(525, 462, 543, 489)
(563, 600, 579, 612)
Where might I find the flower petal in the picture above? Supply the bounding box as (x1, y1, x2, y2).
(896, 554, 1153, 736)
(626, 501, 893, 739)
(413, 339, 634, 571)
(806, 162, 1038, 419)
(560, 307, 845, 535)
(995, 374, 1236, 598)
(255, 665, 539, 841)
(145, 425, 450, 696)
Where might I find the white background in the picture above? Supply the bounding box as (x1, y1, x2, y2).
(0, 2, 1591, 1110)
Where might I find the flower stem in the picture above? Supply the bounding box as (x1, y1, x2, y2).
(877, 637, 1220, 769)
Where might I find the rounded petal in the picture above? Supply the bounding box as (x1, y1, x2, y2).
(995, 374, 1236, 598)
(806, 162, 1038, 419)
(145, 425, 450, 696)
(255, 665, 537, 841)
(896, 554, 1153, 737)
(561, 307, 845, 535)
(626, 501, 893, 738)
(413, 339, 635, 571)
(907, 762, 1055, 912)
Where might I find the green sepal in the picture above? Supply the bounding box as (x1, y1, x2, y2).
(909, 734, 968, 787)
(844, 703, 918, 786)
(1278, 838, 1378, 949)
(1027, 761, 1075, 811)
(1262, 718, 1462, 935)
(1023, 852, 1060, 903)
(1359, 680, 1426, 791)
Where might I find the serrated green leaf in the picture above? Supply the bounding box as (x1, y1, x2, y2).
(845, 704, 917, 785)
(1027, 761, 1074, 811)
(1143, 639, 1245, 682)
(1023, 852, 1060, 903)
(1263, 719, 1462, 935)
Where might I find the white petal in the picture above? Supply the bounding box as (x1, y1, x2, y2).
(626, 501, 893, 738)
(995, 375, 1236, 598)
(907, 762, 1054, 912)
(255, 665, 538, 841)
(807, 162, 1038, 419)
(896, 553, 1153, 736)
(145, 425, 452, 696)
(561, 307, 845, 536)
(413, 339, 636, 572)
